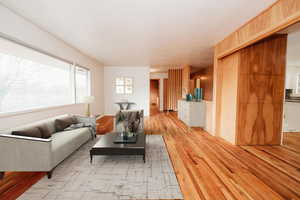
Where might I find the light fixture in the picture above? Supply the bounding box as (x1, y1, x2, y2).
(83, 96, 95, 117)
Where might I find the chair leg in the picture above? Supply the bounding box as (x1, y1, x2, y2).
(47, 170, 53, 179)
(0, 172, 4, 180)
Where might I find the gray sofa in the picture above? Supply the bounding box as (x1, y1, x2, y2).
(0, 114, 96, 179)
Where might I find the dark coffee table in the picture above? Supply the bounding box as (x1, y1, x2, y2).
(90, 132, 146, 163)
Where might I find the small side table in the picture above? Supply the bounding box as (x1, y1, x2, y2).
(115, 102, 136, 110)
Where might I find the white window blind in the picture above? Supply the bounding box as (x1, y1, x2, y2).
(75, 66, 90, 103)
(0, 37, 91, 114)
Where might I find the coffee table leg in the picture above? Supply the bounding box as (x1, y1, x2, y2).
(90, 154, 93, 164)
(143, 154, 145, 163)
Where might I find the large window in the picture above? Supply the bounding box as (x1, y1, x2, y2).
(75, 66, 90, 103)
(0, 37, 90, 114)
(297, 73, 300, 94)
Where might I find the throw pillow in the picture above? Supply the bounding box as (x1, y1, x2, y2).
(12, 127, 43, 138)
(55, 117, 76, 132)
(64, 123, 85, 131)
(38, 124, 52, 139)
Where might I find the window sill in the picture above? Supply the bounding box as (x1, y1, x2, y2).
(0, 103, 85, 119)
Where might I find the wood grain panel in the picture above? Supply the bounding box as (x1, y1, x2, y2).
(182, 65, 191, 98)
(218, 52, 240, 144)
(163, 78, 168, 111)
(167, 69, 182, 111)
(190, 65, 214, 101)
(236, 34, 287, 145)
(216, 0, 300, 58)
(215, 34, 287, 145)
(237, 103, 283, 145)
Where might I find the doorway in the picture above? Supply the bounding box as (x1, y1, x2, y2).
(150, 79, 160, 115)
(281, 22, 300, 153)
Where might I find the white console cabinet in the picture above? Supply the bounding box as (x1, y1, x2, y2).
(178, 99, 206, 127)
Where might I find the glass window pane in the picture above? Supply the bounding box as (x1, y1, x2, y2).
(116, 77, 124, 85)
(0, 52, 73, 113)
(125, 77, 133, 85)
(116, 86, 124, 94)
(75, 66, 90, 103)
(125, 86, 133, 94)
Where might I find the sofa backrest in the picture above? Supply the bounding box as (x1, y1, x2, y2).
(0, 114, 71, 135)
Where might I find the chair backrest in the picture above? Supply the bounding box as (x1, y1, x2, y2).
(114, 109, 144, 133)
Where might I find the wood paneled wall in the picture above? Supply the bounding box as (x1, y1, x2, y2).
(163, 78, 168, 111)
(213, 0, 300, 144)
(182, 65, 191, 97)
(215, 34, 287, 145)
(236, 34, 287, 145)
(190, 65, 214, 101)
(218, 53, 240, 144)
(216, 0, 300, 59)
(167, 69, 182, 111)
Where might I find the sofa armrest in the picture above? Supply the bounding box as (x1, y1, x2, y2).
(0, 134, 52, 142)
(0, 134, 52, 171)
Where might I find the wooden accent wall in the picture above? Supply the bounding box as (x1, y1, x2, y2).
(218, 53, 240, 144)
(163, 78, 168, 111)
(236, 34, 287, 145)
(190, 65, 214, 101)
(216, 0, 300, 59)
(167, 69, 182, 111)
(216, 34, 287, 145)
(182, 65, 191, 97)
(213, 0, 300, 143)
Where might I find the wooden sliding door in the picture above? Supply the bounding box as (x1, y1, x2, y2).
(216, 34, 287, 145)
(236, 34, 287, 145)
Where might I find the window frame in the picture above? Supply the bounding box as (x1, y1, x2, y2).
(115, 77, 134, 95)
(74, 66, 91, 103)
(296, 73, 300, 94)
(0, 35, 91, 117)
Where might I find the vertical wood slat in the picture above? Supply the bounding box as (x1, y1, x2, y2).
(167, 68, 182, 111)
(163, 78, 168, 110)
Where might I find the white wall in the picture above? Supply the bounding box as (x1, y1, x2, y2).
(150, 72, 168, 111)
(0, 5, 104, 130)
(104, 66, 150, 116)
(284, 102, 300, 132)
(204, 101, 213, 134)
(286, 65, 300, 91)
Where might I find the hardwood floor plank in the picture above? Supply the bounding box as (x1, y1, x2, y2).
(1, 111, 300, 200)
(243, 146, 300, 181)
(255, 146, 300, 169)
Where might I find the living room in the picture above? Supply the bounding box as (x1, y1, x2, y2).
(1, 1, 300, 200)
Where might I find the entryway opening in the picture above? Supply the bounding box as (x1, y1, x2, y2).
(150, 79, 160, 116)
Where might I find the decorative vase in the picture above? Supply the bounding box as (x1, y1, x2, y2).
(194, 88, 203, 101)
(186, 93, 193, 101)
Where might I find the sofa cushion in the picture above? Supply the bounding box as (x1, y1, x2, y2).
(38, 124, 52, 139)
(51, 128, 91, 166)
(55, 117, 76, 132)
(12, 127, 43, 138)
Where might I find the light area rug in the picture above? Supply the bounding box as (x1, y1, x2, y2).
(18, 135, 183, 200)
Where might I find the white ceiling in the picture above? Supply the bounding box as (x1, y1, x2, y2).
(0, 0, 276, 67)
